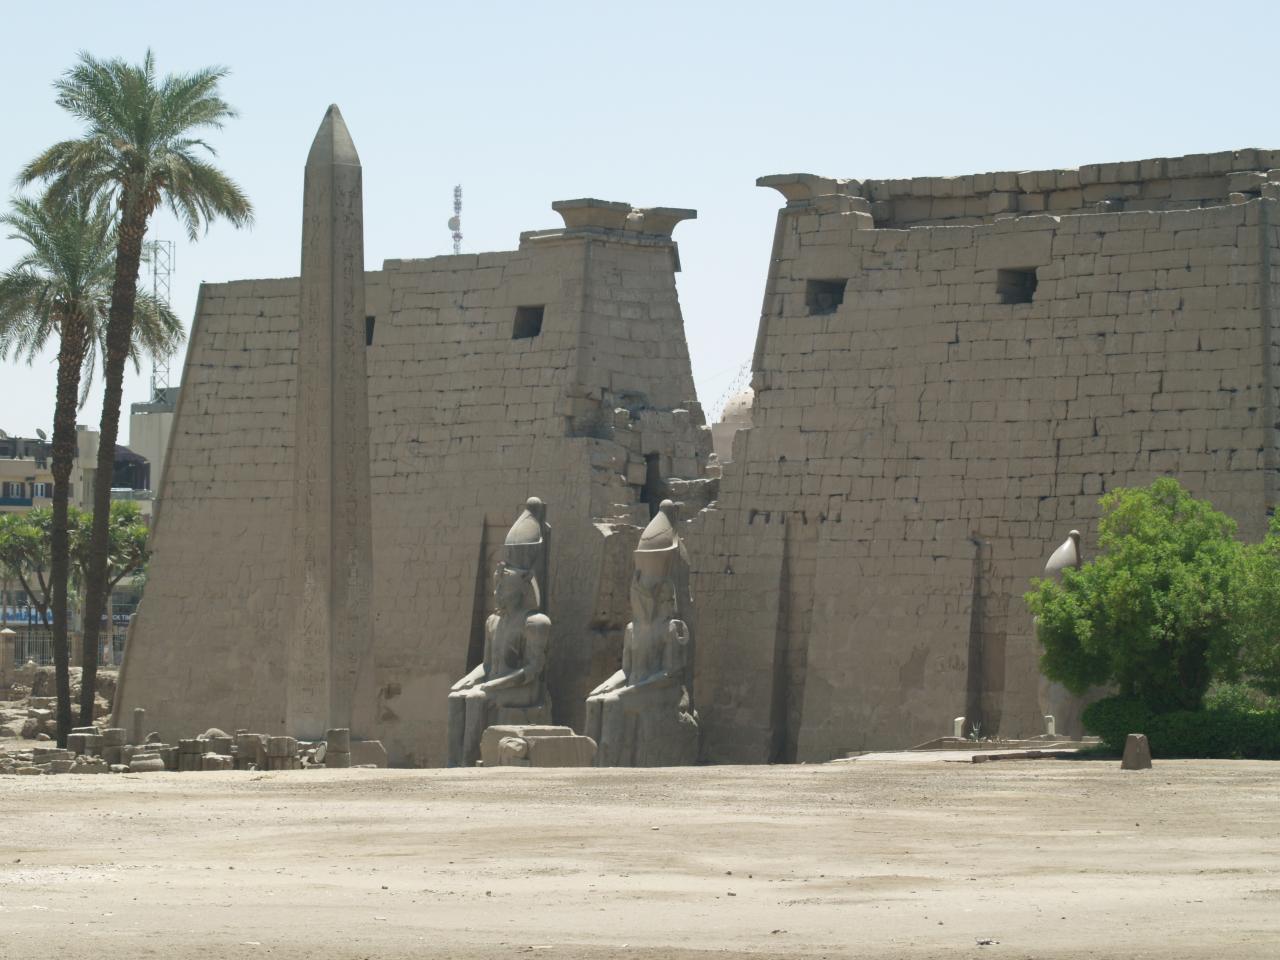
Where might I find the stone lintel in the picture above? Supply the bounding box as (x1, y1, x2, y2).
(519, 227, 662, 247)
(550, 199, 695, 241)
(552, 198, 633, 231)
(757, 173, 860, 204)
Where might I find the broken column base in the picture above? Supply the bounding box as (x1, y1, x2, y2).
(479, 725, 597, 768)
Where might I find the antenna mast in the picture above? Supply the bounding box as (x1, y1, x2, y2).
(449, 185, 463, 255)
(147, 239, 176, 403)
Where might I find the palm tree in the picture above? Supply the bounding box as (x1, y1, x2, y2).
(20, 50, 253, 724)
(0, 188, 182, 744)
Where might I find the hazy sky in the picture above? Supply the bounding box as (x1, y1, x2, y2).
(3, 1, 1279, 441)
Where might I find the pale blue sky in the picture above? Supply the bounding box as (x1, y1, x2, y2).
(3, 0, 1278, 440)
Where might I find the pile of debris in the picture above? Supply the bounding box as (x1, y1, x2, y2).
(0, 667, 115, 740)
(2, 744, 110, 775)
(0, 712, 386, 776)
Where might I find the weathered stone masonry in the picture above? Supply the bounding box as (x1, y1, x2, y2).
(117, 140, 1280, 769)
(115, 191, 710, 766)
(690, 152, 1280, 764)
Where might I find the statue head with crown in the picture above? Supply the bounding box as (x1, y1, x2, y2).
(493, 496, 547, 616)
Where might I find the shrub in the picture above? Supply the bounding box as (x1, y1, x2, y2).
(1026, 478, 1243, 712)
(1238, 515, 1280, 697)
(1081, 696, 1153, 751)
(1083, 694, 1280, 759)
(1204, 682, 1278, 713)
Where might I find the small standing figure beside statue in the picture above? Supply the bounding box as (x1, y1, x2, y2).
(585, 499, 699, 766)
(447, 497, 552, 768)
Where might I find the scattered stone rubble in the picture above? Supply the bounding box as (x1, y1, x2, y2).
(0, 667, 115, 741)
(0, 716, 386, 777)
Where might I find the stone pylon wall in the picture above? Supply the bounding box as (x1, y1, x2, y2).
(690, 162, 1280, 764)
(112, 279, 301, 737)
(119, 140, 1280, 768)
(116, 208, 710, 766)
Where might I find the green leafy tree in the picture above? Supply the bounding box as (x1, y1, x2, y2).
(1025, 478, 1243, 712)
(0, 189, 180, 744)
(1237, 516, 1280, 697)
(0, 510, 56, 629)
(72, 501, 149, 674)
(20, 50, 252, 724)
(0, 508, 86, 739)
(0, 505, 144, 733)
(71, 500, 149, 597)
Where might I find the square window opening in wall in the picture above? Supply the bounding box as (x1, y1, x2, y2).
(997, 268, 1037, 304)
(805, 278, 847, 316)
(513, 305, 545, 340)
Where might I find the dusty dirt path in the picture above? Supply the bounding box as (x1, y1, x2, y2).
(0, 759, 1277, 959)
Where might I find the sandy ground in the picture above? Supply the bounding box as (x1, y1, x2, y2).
(0, 759, 1277, 959)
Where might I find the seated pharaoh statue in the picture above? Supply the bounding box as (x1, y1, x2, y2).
(447, 497, 552, 767)
(585, 499, 699, 766)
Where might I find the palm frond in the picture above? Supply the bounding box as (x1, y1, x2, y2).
(156, 64, 235, 139)
(24, 50, 253, 237)
(16, 50, 248, 430)
(18, 139, 117, 205)
(132, 290, 184, 359)
(0, 268, 53, 362)
(1, 185, 119, 389)
(161, 153, 253, 239)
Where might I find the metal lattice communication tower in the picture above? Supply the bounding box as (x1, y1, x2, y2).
(449, 185, 463, 255)
(147, 239, 176, 403)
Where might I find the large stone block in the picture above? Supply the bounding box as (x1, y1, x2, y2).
(478, 725, 595, 768)
(975, 229, 1054, 270)
(1121, 733, 1153, 771)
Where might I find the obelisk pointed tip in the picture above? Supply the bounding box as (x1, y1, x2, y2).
(307, 103, 360, 168)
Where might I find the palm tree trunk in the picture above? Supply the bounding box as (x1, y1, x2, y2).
(50, 311, 88, 746)
(79, 204, 146, 727)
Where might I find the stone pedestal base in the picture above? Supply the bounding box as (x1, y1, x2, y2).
(592, 702, 699, 768)
(479, 725, 596, 768)
(349, 740, 387, 767)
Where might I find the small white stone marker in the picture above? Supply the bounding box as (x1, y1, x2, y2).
(953, 717, 965, 738)
(1044, 714, 1056, 737)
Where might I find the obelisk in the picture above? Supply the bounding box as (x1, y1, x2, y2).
(287, 104, 374, 739)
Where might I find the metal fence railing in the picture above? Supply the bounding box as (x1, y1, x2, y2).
(6, 629, 128, 668)
(11, 630, 55, 667)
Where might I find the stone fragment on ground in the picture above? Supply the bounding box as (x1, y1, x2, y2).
(1121, 733, 1153, 770)
(479, 725, 596, 768)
